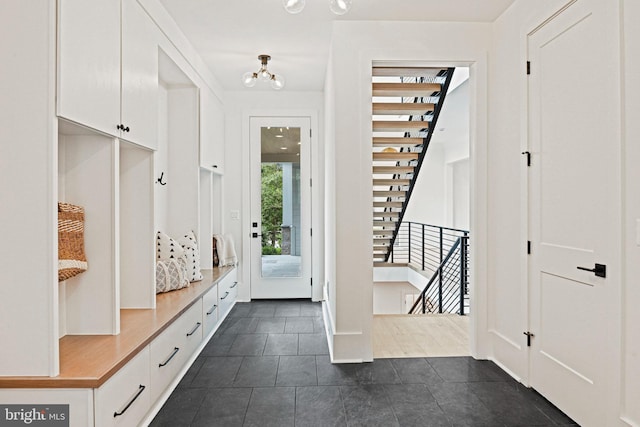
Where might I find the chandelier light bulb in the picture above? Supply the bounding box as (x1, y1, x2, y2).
(242, 71, 257, 87)
(329, 0, 352, 15)
(283, 0, 305, 14)
(259, 69, 271, 81)
(270, 74, 285, 90)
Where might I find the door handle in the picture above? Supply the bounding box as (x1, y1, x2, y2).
(252, 232, 262, 238)
(577, 263, 606, 278)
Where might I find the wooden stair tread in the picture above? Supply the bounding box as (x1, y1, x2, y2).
(373, 166, 414, 174)
(373, 179, 411, 185)
(373, 191, 406, 197)
(373, 201, 403, 208)
(372, 82, 441, 97)
(373, 137, 424, 146)
(373, 103, 435, 115)
(373, 230, 395, 237)
(373, 212, 400, 218)
(373, 152, 420, 160)
(373, 121, 430, 131)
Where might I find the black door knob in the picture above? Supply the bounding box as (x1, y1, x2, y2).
(577, 263, 606, 278)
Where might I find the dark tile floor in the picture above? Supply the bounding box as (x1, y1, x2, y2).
(151, 300, 577, 427)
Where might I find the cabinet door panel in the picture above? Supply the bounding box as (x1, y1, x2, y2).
(121, 0, 158, 149)
(58, 0, 120, 136)
(200, 88, 225, 172)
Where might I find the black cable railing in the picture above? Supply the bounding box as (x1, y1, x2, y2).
(388, 222, 469, 315)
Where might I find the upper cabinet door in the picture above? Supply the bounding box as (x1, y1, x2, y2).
(57, 0, 120, 136)
(121, 0, 158, 150)
(200, 88, 225, 173)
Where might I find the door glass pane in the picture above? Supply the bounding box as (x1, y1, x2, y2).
(261, 126, 302, 278)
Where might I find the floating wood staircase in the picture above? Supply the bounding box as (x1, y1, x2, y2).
(372, 66, 454, 265)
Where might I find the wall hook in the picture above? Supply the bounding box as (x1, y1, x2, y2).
(157, 172, 167, 186)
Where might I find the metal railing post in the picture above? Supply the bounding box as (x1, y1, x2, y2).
(408, 222, 411, 264)
(438, 227, 443, 313)
(421, 224, 425, 271)
(459, 235, 467, 315)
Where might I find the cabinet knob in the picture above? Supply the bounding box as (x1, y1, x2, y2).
(117, 124, 130, 132)
(212, 165, 218, 168)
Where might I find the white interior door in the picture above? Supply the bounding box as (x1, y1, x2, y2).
(250, 117, 312, 299)
(527, 2, 621, 426)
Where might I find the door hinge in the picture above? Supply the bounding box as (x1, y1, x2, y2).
(310, 277, 313, 287)
(526, 61, 531, 75)
(524, 331, 535, 347)
(310, 129, 312, 137)
(521, 151, 531, 167)
(527, 240, 531, 254)
(310, 228, 313, 236)
(310, 178, 312, 187)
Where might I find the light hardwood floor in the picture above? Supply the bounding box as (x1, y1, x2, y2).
(373, 314, 470, 358)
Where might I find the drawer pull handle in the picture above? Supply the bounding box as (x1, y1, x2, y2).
(206, 304, 218, 316)
(230, 281, 238, 289)
(186, 322, 202, 337)
(113, 384, 145, 418)
(220, 291, 230, 300)
(159, 347, 180, 367)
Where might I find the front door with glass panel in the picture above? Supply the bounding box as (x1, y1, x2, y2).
(250, 117, 311, 298)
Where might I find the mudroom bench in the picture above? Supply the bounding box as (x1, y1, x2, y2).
(0, 267, 237, 427)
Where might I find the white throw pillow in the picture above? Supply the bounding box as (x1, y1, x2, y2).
(156, 231, 185, 261)
(179, 230, 203, 282)
(155, 257, 190, 293)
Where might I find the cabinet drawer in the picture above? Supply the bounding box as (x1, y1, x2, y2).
(202, 284, 219, 338)
(218, 270, 237, 318)
(148, 317, 187, 404)
(95, 348, 150, 427)
(178, 299, 204, 357)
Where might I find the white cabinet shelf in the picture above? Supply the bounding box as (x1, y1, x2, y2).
(58, 123, 119, 335)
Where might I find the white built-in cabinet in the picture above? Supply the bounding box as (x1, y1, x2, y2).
(1, 0, 231, 425)
(57, 0, 158, 149)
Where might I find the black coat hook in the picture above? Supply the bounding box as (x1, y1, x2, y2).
(157, 172, 167, 186)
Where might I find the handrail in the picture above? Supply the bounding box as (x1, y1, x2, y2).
(408, 237, 461, 314)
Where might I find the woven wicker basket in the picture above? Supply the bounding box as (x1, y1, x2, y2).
(58, 202, 87, 281)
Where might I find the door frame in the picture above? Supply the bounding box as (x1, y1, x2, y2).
(241, 109, 322, 302)
(249, 116, 312, 299)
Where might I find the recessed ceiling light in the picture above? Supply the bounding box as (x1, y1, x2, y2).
(275, 135, 284, 138)
(297, 142, 301, 145)
(280, 147, 287, 150)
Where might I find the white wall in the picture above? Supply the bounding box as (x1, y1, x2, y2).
(0, 1, 59, 376)
(324, 20, 491, 362)
(373, 282, 420, 314)
(223, 91, 324, 303)
(486, 0, 566, 383)
(622, 0, 640, 423)
(402, 144, 446, 225)
(403, 77, 471, 230)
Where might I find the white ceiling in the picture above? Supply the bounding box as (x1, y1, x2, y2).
(159, 0, 515, 92)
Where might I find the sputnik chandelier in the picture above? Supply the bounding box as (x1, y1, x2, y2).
(242, 55, 285, 90)
(283, 0, 353, 15)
